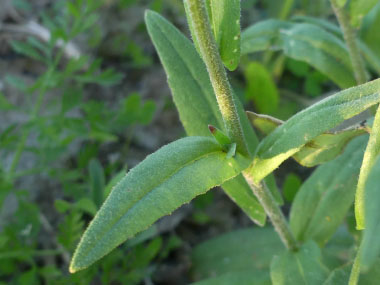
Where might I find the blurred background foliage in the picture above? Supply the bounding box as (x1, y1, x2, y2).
(0, 0, 379, 284)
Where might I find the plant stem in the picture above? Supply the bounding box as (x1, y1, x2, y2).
(185, 0, 249, 156)
(244, 171, 299, 251)
(330, 0, 367, 85)
(186, 0, 298, 251)
(349, 245, 362, 285)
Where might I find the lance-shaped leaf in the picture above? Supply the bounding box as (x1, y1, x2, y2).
(145, 10, 282, 225)
(248, 78, 380, 183)
(360, 156, 380, 271)
(291, 15, 380, 75)
(241, 20, 356, 88)
(270, 241, 329, 285)
(355, 105, 380, 229)
(289, 136, 367, 245)
(241, 19, 291, 54)
(145, 10, 223, 137)
(247, 111, 369, 167)
(69, 136, 250, 272)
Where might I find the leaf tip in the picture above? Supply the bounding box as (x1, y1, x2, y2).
(208, 124, 216, 134)
(144, 9, 157, 23)
(69, 262, 79, 274)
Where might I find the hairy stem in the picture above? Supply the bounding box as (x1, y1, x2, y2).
(185, 0, 249, 156)
(330, 0, 367, 85)
(186, 0, 298, 251)
(349, 245, 362, 285)
(244, 171, 298, 251)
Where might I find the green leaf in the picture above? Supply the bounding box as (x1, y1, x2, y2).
(248, 111, 369, 167)
(241, 20, 356, 88)
(323, 264, 351, 285)
(145, 10, 224, 137)
(145, 10, 276, 223)
(208, 125, 232, 150)
(10, 40, 44, 62)
(244, 62, 279, 114)
(292, 15, 380, 75)
(192, 227, 283, 280)
(0, 92, 15, 110)
(356, 105, 380, 229)
(74, 198, 98, 216)
(350, 0, 379, 27)
(360, 156, 380, 271)
(69, 136, 249, 272)
(89, 159, 105, 209)
(192, 270, 271, 285)
(247, 112, 282, 135)
(249, 78, 380, 183)
(360, 4, 380, 65)
(292, 126, 368, 167)
(221, 175, 267, 225)
(185, 0, 241, 71)
(289, 136, 367, 245)
(283, 173, 301, 202)
(336, 0, 348, 8)
(207, 0, 241, 71)
(270, 241, 329, 285)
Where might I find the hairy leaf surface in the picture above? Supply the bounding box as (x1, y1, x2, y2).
(270, 241, 329, 285)
(249, 78, 380, 183)
(70, 136, 249, 272)
(289, 136, 367, 245)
